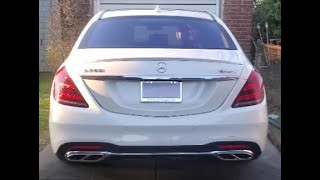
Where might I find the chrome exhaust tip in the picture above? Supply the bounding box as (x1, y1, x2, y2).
(64, 149, 254, 162)
(65, 151, 108, 162)
(214, 150, 254, 161)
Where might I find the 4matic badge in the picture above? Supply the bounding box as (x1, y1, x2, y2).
(219, 69, 236, 74)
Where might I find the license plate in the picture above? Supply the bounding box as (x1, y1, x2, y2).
(141, 81, 182, 103)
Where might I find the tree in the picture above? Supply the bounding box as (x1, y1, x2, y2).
(253, 0, 281, 40)
(47, 0, 90, 72)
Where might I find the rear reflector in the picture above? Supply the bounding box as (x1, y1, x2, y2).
(232, 69, 264, 108)
(70, 145, 104, 151)
(218, 144, 250, 150)
(53, 67, 89, 108)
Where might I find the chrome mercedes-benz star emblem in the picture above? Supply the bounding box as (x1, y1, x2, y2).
(156, 62, 167, 73)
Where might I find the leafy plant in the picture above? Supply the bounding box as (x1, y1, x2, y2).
(253, 0, 281, 40)
(47, 0, 90, 72)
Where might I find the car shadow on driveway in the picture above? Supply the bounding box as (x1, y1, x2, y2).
(39, 140, 280, 180)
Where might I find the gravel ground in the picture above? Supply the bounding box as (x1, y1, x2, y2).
(259, 63, 281, 152)
(259, 63, 281, 115)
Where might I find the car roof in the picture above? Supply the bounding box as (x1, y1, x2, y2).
(99, 8, 215, 21)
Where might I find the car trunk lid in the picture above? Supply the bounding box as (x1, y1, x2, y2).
(69, 49, 244, 116)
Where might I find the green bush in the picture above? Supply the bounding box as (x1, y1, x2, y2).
(254, 0, 281, 39)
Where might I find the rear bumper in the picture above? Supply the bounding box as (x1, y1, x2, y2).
(57, 141, 261, 162)
(49, 99, 268, 155)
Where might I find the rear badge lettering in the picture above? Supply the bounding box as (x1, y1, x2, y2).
(219, 70, 235, 74)
(84, 69, 105, 73)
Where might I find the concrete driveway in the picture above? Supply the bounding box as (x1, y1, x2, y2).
(39, 140, 280, 180)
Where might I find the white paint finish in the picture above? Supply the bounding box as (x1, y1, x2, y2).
(69, 49, 245, 117)
(100, 6, 216, 19)
(100, 0, 217, 4)
(69, 49, 243, 64)
(50, 96, 268, 152)
(49, 10, 267, 157)
(84, 77, 238, 116)
(96, 0, 220, 17)
(78, 58, 243, 76)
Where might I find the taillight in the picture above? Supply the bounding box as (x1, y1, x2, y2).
(53, 67, 89, 108)
(232, 69, 264, 108)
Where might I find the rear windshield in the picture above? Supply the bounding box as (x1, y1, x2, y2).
(79, 16, 237, 50)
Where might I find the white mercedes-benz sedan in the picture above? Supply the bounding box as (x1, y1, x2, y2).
(49, 7, 268, 163)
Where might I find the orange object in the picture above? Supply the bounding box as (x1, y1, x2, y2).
(264, 44, 281, 63)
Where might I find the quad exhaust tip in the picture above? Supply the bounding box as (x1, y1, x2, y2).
(65, 151, 108, 162)
(64, 150, 254, 162)
(214, 150, 254, 161)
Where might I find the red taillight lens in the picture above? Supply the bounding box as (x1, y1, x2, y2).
(53, 67, 89, 108)
(70, 145, 103, 151)
(218, 144, 250, 150)
(232, 69, 264, 108)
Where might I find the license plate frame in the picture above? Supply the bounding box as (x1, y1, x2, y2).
(140, 81, 182, 103)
